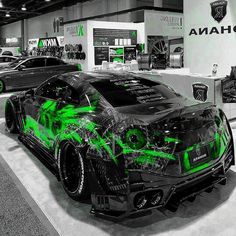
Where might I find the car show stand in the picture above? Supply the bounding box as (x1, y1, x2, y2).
(132, 69, 236, 120)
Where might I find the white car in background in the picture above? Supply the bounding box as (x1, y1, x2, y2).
(0, 56, 17, 68)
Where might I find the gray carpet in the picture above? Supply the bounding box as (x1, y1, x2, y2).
(0, 155, 59, 236)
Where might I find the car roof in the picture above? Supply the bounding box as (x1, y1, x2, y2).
(65, 71, 159, 83)
(0, 55, 17, 58)
(18, 56, 62, 60)
(58, 71, 162, 91)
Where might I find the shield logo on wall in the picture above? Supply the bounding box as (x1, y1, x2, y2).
(210, 0, 228, 23)
(192, 83, 209, 102)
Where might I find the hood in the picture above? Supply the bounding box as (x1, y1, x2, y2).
(0, 67, 15, 73)
(115, 97, 215, 124)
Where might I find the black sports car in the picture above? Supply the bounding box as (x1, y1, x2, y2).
(0, 56, 79, 93)
(5, 72, 234, 219)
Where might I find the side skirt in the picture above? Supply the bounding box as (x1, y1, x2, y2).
(18, 133, 60, 181)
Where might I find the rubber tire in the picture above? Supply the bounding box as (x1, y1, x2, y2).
(5, 100, 18, 134)
(58, 143, 90, 201)
(0, 80, 5, 94)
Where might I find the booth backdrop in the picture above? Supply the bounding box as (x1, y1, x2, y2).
(184, 0, 236, 76)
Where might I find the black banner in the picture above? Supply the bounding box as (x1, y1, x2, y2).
(38, 37, 59, 48)
(94, 47, 109, 65)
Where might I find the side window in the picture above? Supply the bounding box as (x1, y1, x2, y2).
(0, 58, 4, 63)
(4, 57, 11, 62)
(35, 78, 80, 103)
(23, 58, 46, 68)
(46, 58, 61, 66)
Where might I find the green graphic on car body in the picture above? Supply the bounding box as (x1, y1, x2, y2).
(22, 100, 230, 174)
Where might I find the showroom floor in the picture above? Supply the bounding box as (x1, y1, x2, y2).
(1, 92, 236, 236)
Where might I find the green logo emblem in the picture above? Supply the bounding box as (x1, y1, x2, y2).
(77, 25, 84, 37)
(38, 40, 43, 48)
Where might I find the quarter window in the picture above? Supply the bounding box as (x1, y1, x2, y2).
(36, 78, 80, 103)
(23, 58, 46, 68)
(46, 58, 65, 66)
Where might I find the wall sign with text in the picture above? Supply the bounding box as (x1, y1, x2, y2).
(93, 28, 137, 46)
(38, 37, 59, 48)
(94, 47, 109, 65)
(189, 0, 230, 36)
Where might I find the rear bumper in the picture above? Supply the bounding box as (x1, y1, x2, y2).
(90, 143, 234, 220)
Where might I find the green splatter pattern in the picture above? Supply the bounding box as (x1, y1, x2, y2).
(22, 100, 231, 174)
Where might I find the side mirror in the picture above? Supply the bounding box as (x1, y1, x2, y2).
(25, 89, 35, 98)
(18, 65, 26, 71)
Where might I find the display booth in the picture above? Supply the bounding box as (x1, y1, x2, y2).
(64, 20, 145, 71)
(63, 10, 184, 71)
(182, 0, 236, 120)
(144, 10, 184, 69)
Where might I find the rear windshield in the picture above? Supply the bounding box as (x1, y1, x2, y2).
(91, 77, 177, 107)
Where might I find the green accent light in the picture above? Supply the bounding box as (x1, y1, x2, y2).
(182, 126, 229, 173)
(77, 64, 82, 71)
(189, 163, 210, 174)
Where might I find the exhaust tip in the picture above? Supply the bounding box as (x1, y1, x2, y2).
(135, 195, 147, 209)
(134, 190, 163, 210)
(150, 191, 163, 206)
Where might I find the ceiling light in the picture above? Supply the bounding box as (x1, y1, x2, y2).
(5, 12, 10, 17)
(45, 0, 51, 2)
(0, 1, 3, 8)
(22, 4, 26, 11)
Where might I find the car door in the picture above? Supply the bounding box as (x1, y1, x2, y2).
(45, 58, 77, 78)
(22, 77, 84, 151)
(15, 58, 47, 88)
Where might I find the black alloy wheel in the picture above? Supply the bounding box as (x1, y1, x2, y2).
(5, 100, 18, 133)
(59, 143, 90, 201)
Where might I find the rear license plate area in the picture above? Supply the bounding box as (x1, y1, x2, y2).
(189, 145, 210, 167)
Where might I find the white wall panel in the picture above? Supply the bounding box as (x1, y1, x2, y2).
(27, 10, 64, 39)
(184, 0, 236, 76)
(0, 21, 21, 38)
